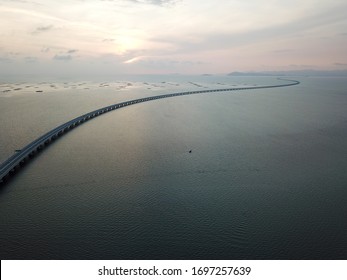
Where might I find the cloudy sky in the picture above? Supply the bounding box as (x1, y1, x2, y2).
(1, 0, 347, 76)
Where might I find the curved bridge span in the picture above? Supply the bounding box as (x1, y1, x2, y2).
(0, 78, 299, 184)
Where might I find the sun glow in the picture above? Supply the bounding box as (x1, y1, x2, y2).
(116, 36, 142, 54)
(123, 56, 146, 64)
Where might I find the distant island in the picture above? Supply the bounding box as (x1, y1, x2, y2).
(228, 69, 347, 77)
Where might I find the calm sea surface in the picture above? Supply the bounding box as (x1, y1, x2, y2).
(0, 75, 346, 259)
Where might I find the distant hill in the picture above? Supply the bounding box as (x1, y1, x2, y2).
(228, 71, 274, 76)
(227, 70, 347, 77)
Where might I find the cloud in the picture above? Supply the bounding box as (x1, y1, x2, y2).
(1, 0, 346, 75)
(7, 52, 20, 56)
(52, 49, 78, 61)
(123, 56, 145, 64)
(273, 49, 294, 53)
(288, 64, 315, 68)
(0, 57, 13, 63)
(32, 25, 54, 34)
(41, 47, 50, 53)
(334, 63, 347, 66)
(99, 0, 179, 6)
(151, 2, 347, 55)
(0, 52, 20, 63)
(125, 0, 179, 6)
(37, 25, 53, 31)
(132, 57, 206, 69)
(53, 54, 72, 61)
(24, 56, 38, 63)
(145, 0, 178, 5)
(2, 0, 29, 3)
(98, 53, 124, 64)
(102, 38, 114, 43)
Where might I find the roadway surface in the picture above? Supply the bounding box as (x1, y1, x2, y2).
(0, 78, 300, 184)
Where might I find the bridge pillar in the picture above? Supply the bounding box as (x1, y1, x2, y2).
(10, 166, 18, 174)
(0, 173, 9, 183)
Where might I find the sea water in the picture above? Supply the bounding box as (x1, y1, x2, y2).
(0, 75, 346, 259)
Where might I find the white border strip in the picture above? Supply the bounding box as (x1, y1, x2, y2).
(2, 260, 347, 280)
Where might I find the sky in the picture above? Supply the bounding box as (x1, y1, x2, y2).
(1, 0, 347, 76)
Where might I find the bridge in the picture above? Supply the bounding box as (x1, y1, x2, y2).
(0, 78, 300, 184)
